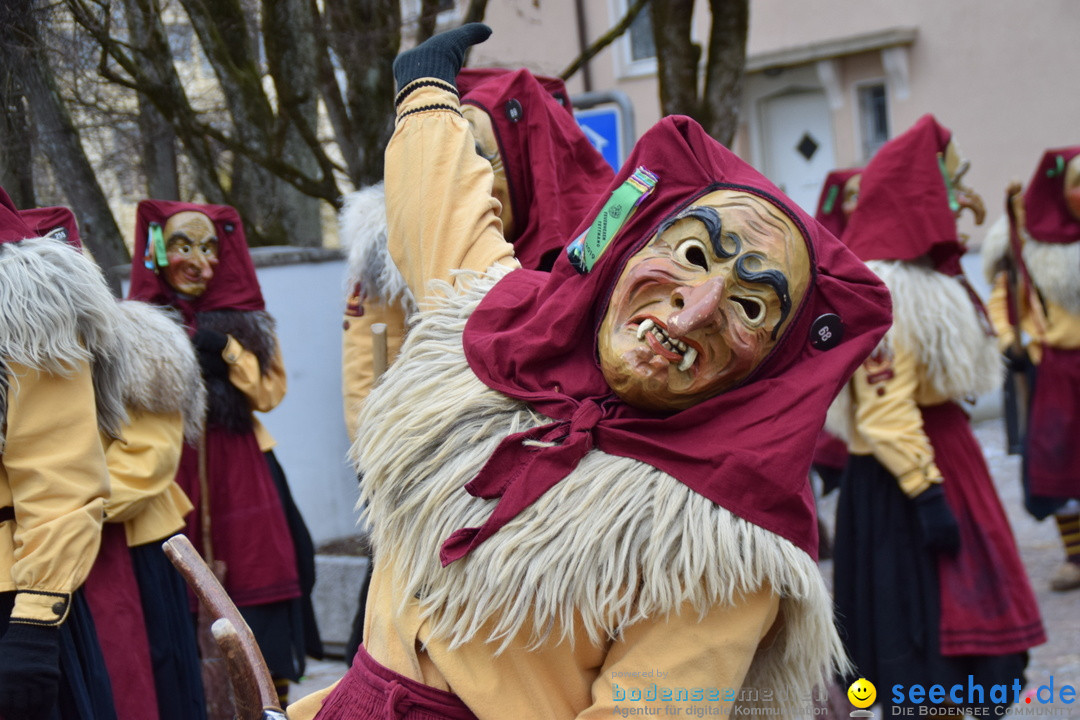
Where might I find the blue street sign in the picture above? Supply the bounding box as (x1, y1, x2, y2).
(575, 105, 623, 171)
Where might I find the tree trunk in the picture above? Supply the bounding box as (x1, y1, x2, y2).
(325, 0, 400, 186)
(112, 0, 227, 204)
(0, 78, 36, 208)
(123, 0, 179, 199)
(1, 0, 129, 282)
(263, 0, 323, 247)
(701, 0, 748, 146)
(650, 0, 700, 119)
(136, 96, 180, 200)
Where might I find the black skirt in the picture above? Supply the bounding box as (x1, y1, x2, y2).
(131, 540, 207, 720)
(833, 454, 1028, 713)
(1, 589, 118, 720)
(246, 449, 323, 681)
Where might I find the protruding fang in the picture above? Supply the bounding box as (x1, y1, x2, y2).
(636, 318, 655, 340)
(678, 346, 698, 372)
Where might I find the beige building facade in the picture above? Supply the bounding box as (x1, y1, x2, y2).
(465, 0, 1080, 241)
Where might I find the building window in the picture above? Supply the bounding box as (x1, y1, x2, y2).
(857, 83, 889, 161)
(628, 3, 655, 62)
(616, 0, 657, 77)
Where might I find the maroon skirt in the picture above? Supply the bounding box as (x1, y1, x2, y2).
(83, 523, 159, 720)
(922, 402, 1045, 656)
(1026, 345, 1080, 499)
(314, 646, 478, 720)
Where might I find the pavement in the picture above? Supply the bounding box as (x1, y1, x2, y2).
(290, 412, 1080, 716)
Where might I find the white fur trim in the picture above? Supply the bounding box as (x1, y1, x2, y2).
(981, 215, 1010, 285)
(0, 237, 127, 447)
(113, 301, 206, 443)
(338, 182, 418, 314)
(354, 268, 847, 714)
(867, 260, 1000, 399)
(1023, 240, 1080, 314)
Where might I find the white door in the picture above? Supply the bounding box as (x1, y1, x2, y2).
(759, 90, 836, 216)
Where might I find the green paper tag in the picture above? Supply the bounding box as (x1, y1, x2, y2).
(821, 184, 840, 214)
(151, 223, 167, 268)
(937, 156, 960, 213)
(567, 167, 658, 273)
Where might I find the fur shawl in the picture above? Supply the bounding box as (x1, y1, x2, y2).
(829, 258, 1001, 442)
(113, 301, 206, 443)
(0, 237, 126, 449)
(981, 214, 1080, 314)
(354, 269, 846, 715)
(196, 309, 275, 433)
(868, 259, 1000, 400)
(338, 182, 417, 315)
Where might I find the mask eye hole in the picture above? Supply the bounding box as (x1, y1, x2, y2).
(732, 296, 765, 324)
(675, 239, 710, 270)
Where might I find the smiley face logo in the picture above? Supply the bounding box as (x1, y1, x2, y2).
(847, 678, 876, 709)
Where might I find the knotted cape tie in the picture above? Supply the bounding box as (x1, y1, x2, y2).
(439, 400, 604, 565)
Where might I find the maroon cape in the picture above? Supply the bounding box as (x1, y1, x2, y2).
(924, 403, 1045, 655)
(814, 167, 862, 241)
(844, 115, 967, 276)
(0, 187, 33, 243)
(1024, 145, 1080, 244)
(460, 68, 615, 271)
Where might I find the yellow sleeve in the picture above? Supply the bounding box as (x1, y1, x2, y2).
(225, 336, 287, 413)
(578, 588, 780, 719)
(102, 409, 184, 525)
(987, 273, 1018, 352)
(2, 361, 108, 625)
(851, 342, 943, 497)
(342, 300, 408, 444)
(384, 83, 518, 308)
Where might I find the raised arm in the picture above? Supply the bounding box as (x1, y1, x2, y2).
(383, 24, 518, 307)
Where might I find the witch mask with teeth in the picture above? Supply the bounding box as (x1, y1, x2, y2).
(598, 190, 812, 412)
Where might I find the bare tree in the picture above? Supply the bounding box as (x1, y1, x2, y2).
(0, 0, 129, 273)
(562, 0, 749, 147)
(60, 0, 453, 246)
(7, 0, 491, 252)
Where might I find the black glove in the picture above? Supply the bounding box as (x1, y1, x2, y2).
(913, 485, 961, 556)
(1003, 345, 1029, 373)
(193, 328, 229, 379)
(392, 23, 492, 90)
(0, 622, 61, 719)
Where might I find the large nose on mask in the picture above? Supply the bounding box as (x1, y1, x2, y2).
(955, 186, 986, 226)
(668, 276, 726, 337)
(194, 250, 216, 282)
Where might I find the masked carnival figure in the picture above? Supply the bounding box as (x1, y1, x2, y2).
(289, 25, 893, 720)
(831, 115, 1045, 715)
(0, 189, 126, 720)
(128, 200, 322, 708)
(983, 146, 1080, 592)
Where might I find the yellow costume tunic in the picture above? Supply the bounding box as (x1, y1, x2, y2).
(987, 272, 1080, 360)
(341, 300, 407, 442)
(102, 409, 191, 546)
(224, 336, 287, 451)
(1, 361, 108, 625)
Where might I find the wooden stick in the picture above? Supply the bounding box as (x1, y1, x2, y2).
(372, 322, 388, 379)
(211, 620, 288, 720)
(163, 534, 281, 717)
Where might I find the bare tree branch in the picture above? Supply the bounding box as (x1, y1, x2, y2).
(560, 0, 648, 81)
